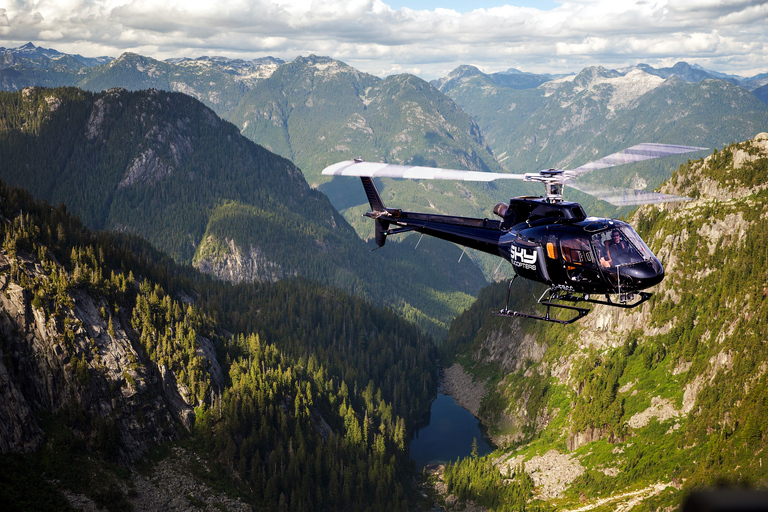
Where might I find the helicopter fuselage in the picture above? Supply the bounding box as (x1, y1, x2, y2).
(370, 195, 664, 297)
(501, 218, 664, 296)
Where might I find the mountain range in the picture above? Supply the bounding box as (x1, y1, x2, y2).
(3, 43, 768, 293)
(4, 43, 767, 96)
(434, 63, 768, 172)
(3, 42, 768, 315)
(3, 44, 768, 229)
(0, 44, 279, 117)
(2, 41, 768, 511)
(0, 42, 112, 68)
(0, 86, 486, 337)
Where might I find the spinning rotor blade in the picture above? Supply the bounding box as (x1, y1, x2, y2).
(564, 143, 708, 177)
(323, 143, 708, 206)
(322, 160, 526, 182)
(566, 182, 692, 206)
(562, 143, 706, 205)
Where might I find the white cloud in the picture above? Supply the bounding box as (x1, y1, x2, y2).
(0, 0, 766, 78)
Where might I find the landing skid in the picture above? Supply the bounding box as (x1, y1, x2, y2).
(495, 278, 652, 324)
(579, 291, 652, 309)
(497, 302, 590, 324)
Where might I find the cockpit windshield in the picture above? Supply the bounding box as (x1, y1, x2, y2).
(591, 225, 652, 268)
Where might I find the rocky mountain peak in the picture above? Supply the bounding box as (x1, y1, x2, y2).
(450, 64, 484, 78)
(296, 54, 342, 68)
(629, 61, 722, 84)
(572, 65, 622, 87)
(111, 52, 152, 67)
(431, 64, 484, 91)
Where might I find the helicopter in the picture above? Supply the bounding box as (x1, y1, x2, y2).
(322, 143, 707, 324)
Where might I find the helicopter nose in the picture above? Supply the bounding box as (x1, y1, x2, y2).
(620, 258, 665, 289)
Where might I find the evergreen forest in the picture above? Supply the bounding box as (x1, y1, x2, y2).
(0, 179, 438, 511)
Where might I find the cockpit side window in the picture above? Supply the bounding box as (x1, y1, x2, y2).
(592, 226, 646, 267)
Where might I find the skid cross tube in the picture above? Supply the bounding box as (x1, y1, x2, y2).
(496, 280, 591, 324)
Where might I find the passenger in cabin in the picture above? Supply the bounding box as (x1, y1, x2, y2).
(597, 245, 612, 268)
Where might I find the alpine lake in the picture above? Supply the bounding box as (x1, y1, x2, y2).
(409, 391, 495, 470)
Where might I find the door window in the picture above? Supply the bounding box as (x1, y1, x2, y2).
(560, 236, 595, 266)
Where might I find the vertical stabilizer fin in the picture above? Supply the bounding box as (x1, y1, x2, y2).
(360, 177, 385, 212)
(360, 177, 388, 247)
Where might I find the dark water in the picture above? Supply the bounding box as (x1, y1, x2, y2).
(409, 392, 494, 469)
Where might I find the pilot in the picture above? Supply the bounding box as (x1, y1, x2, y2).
(605, 230, 631, 265)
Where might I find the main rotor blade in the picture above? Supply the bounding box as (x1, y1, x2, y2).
(565, 143, 708, 177)
(567, 182, 692, 206)
(322, 160, 526, 182)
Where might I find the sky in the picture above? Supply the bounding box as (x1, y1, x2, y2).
(1, 0, 767, 80)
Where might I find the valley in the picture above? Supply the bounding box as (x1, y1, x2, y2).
(0, 180, 436, 511)
(1, 42, 768, 511)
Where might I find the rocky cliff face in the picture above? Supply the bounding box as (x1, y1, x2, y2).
(0, 248, 219, 464)
(193, 236, 297, 284)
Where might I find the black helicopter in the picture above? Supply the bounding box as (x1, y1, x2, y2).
(322, 143, 707, 323)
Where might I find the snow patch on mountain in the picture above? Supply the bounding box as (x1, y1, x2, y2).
(604, 70, 665, 111)
(542, 69, 663, 112)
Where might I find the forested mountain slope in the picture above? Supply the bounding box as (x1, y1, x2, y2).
(0, 180, 437, 511)
(436, 133, 768, 510)
(227, 54, 514, 240)
(1, 48, 517, 265)
(0, 86, 487, 337)
(2, 45, 507, 222)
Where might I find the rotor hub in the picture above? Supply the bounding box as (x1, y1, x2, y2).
(524, 169, 567, 203)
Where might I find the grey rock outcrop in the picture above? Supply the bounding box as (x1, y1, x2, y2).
(0, 250, 217, 464)
(194, 236, 296, 283)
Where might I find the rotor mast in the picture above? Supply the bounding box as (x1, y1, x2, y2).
(524, 169, 567, 203)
